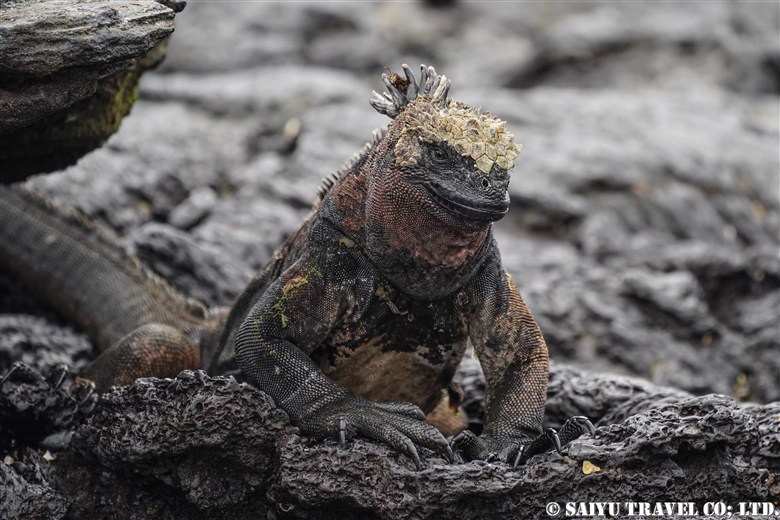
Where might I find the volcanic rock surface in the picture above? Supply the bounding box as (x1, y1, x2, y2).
(1, 2, 778, 519)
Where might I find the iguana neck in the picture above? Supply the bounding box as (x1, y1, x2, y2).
(322, 137, 490, 300)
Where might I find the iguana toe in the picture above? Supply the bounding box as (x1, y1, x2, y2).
(558, 415, 596, 446)
(372, 401, 427, 421)
(302, 395, 451, 469)
(1, 361, 34, 386)
(48, 363, 70, 390)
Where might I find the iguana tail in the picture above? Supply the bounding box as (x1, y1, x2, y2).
(0, 184, 208, 353)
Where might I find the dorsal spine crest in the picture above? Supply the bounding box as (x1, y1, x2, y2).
(371, 64, 521, 175)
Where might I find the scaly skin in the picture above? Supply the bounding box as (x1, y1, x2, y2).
(0, 184, 227, 392)
(217, 64, 551, 465)
(1, 65, 591, 468)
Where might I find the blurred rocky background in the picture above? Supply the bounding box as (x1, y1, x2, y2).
(9, 0, 777, 403)
(2, 2, 779, 518)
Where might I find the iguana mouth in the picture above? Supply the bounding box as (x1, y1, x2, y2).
(424, 182, 509, 222)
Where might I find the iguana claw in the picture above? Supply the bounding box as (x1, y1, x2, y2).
(512, 446, 525, 469)
(512, 428, 561, 468)
(49, 364, 70, 390)
(338, 417, 347, 446)
(558, 416, 596, 445)
(453, 415, 596, 468)
(1, 361, 24, 386)
(301, 394, 452, 470)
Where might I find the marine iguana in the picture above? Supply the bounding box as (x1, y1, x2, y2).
(0, 64, 593, 468)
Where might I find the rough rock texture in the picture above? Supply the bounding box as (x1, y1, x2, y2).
(0, 0, 181, 181)
(0, 449, 68, 520)
(1, 2, 778, 518)
(1, 369, 777, 519)
(0, 363, 86, 445)
(0, 314, 93, 377)
(156, 2, 779, 94)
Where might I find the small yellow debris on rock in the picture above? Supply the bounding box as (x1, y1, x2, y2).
(3, 455, 13, 465)
(283, 118, 302, 141)
(582, 460, 601, 475)
(43, 450, 56, 462)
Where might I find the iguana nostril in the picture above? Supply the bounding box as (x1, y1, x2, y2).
(481, 178, 491, 191)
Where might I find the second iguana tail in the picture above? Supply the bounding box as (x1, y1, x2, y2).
(0, 184, 226, 391)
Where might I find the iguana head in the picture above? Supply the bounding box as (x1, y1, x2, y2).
(370, 64, 521, 225)
(323, 64, 521, 296)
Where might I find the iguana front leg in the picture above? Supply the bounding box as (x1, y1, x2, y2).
(234, 256, 452, 469)
(454, 267, 593, 465)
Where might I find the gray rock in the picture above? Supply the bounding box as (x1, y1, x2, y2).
(68, 373, 291, 510)
(456, 357, 695, 432)
(157, 2, 306, 72)
(439, 19, 536, 89)
(0, 451, 67, 520)
(27, 100, 257, 234)
(508, 2, 780, 93)
(290, 102, 387, 187)
(155, 0, 186, 13)
(140, 66, 368, 118)
(506, 254, 779, 401)
(2, 369, 776, 519)
(464, 87, 780, 401)
(0, 315, 92, 376)
(169, 186, 218, 230)
(157, 2, 778, 94)
(0, 68, 101, 134)
(545, 363, 694, 428)
(193, 193, 306, 270)
(126, 222, 253, 307)
(302, 7, 393, 71)
(0, 0, 174, 78)
(452, 355, 485, 428)
(464, 88, 778, 244)
(0, 362, 90, 444)
(621, 270, 712, 327)
(0, 0, 181, 181)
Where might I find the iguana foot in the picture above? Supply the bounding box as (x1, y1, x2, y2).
(451, 415, 595, 468)
(70, 377, 98, 413)
(301, 395, 453, 470)
(449, 429, 558, 465)
(0, 361, 97, 445)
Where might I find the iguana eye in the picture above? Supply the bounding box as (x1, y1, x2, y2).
(429, 145, 449, 164)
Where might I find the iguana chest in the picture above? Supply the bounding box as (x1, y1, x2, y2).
(311, 286, 470, 413)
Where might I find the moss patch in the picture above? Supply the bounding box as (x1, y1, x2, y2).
(267, 267, 322, 328)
